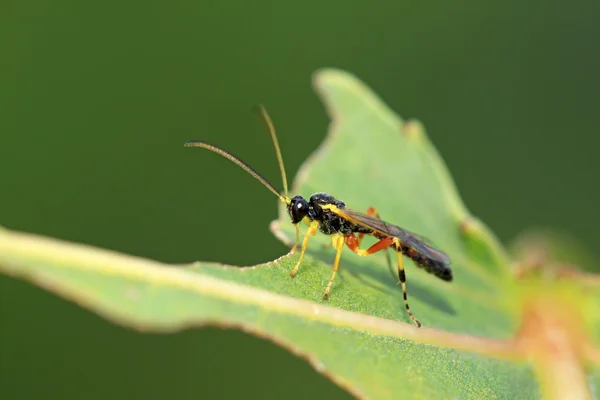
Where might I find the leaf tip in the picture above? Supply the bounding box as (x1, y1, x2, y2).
(459, 216, 495, 247)
(459, 217, 494, 242)
(312, 68, 357, 90)
(402, 119, 426, 142)
(459, 216, 511, 270)
(458, 217, 477, 236)
(312, 68, 357, 118)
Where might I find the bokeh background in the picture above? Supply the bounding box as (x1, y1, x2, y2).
(1, 1, 599, 399)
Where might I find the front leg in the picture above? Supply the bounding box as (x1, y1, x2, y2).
(289, 220, 319, 278)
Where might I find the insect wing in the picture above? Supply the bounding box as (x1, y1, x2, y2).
(335, 208, 451, 265)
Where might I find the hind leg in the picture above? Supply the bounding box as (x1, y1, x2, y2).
(357, 207, 394, 278)
(344, 234, 422, 328)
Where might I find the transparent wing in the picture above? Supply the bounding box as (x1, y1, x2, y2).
(332, 207, 451, 265)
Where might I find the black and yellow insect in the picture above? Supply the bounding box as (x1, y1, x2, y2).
(185, 106, 452, 327)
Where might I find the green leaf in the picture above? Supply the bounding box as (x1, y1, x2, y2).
(1, 69, 598, 399)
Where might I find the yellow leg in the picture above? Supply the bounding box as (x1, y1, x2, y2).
(290, 220, 318, 278)
(292, 217, 312, 253)
(394, 240, 422, 328)
(324, 234, 344, 300)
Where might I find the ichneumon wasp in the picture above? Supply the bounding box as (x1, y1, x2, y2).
(185, 106, 452, 327)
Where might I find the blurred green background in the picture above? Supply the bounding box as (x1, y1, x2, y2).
(1, 1, 599, 399)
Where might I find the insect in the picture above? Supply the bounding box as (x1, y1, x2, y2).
(185, 105, 452, 327)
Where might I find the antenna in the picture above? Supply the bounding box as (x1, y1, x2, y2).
(184, 141, 288, 204)
(253, 105, 289, 198)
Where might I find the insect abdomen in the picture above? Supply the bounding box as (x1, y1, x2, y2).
(402, 247, 453, 282)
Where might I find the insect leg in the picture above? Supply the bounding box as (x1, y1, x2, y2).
(394, 238, 422, 328)
(357, 207, 394, 279)
(346, 234, 422, 328)
(290, 220, 319, 278)
(323, 234, 345, 300)
(344, 234, 394, 256)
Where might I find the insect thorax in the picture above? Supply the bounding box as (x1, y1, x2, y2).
(306, 193, 373, 236)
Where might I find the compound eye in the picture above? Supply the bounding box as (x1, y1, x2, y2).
(289, 197, 308, 224)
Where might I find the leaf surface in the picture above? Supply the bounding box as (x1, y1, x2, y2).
(1, 70, 598, 399)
